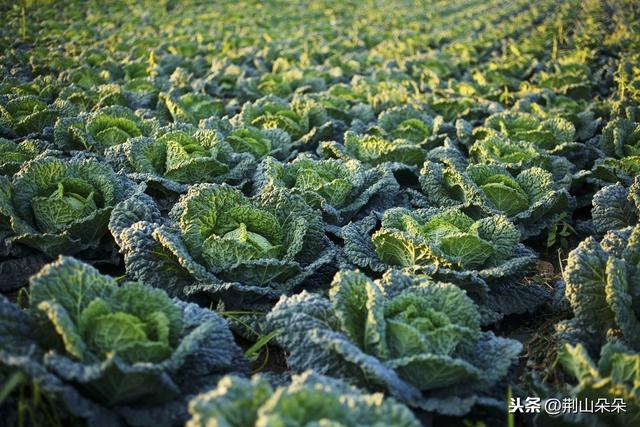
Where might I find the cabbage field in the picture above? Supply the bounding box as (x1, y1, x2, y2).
(0, 0, 639, 425)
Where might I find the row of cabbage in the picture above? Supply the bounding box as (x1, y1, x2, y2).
(0, 0, 639, 426)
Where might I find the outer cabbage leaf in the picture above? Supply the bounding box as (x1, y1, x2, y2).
(186, 371, 421, 427)
(266, 270, 522, 415)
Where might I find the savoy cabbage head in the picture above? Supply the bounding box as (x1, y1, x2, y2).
(54, 105, 157, 154)
(111, 183, 335, 308)
(253, 155, 399, 226)
(186, 371, 421, 427)
(342, 207, 536, 292)
(478, 111, 576, 149)
(353, 106, 439, 150)
(159, 91, 225, 125)
(221, 124, 296, 161)
(468, 134, 575, 185)
(535, 341, 640, 427)
(561, 225, 640, 352)
(234, 95, 332, 145)
(0, 94, 60, 138)
(474, 111, 593, 169)
(591, 177, 639, 234)
(105, 123, 255, 195)
(416, 160, 575, 238)
(591, 118, 640, 185)
(0, 155, 138, 257)
(0, 257, 248, 427)
(0, 138, 51, 176)
(318, 130, 427, 167)
(266, 269, 522, 415)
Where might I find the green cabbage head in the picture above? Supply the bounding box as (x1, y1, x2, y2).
(562, 225, 640, 351)
(187, 371, 421, 427)
(417, 161, 574, 237)
(267, 270, 522, 415)
(0, 156, 137, 256)
(112, 183, 335, 307)
(0, 257, 247, 427)
(254, 155, 399, 225)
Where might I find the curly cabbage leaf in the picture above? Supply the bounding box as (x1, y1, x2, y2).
(0, 257, 248, 427)
(266, 270, 522, 415)
(187, 371, 421, 427)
